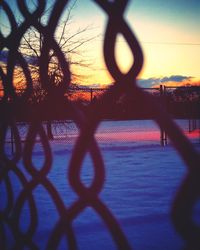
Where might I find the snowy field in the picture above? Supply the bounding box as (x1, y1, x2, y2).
(2, 119, 200, 249)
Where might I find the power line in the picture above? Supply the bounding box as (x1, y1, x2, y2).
(141, 41, 200, 46)
(104, 38, 200, 46)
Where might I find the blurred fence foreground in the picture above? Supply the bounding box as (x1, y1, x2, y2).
(0, 1, 200, 249)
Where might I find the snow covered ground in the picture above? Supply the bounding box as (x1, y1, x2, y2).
(2, 119, 200, 249)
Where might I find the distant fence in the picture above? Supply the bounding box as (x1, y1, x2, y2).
(1, 85, 199, 120)
(2, 84, 199, 146)
(4, 118, 199, 154)
(66, 86, 162, 103)
(1, 85, 200, 103)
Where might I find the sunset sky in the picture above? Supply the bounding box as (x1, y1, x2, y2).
(1, 0, 200, 88)
(72, 0, 200, 87)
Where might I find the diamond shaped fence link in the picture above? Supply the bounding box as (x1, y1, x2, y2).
(0, 0, 200, 249)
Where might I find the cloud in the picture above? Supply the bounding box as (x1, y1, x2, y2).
(160, 76, 191, 82)
(137, 75, 198, 88)
(137, 78, 157, 88)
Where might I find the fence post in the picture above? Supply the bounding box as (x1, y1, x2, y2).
(90, 89, 93, 103)
(160, 85, 167, 145)
(160, 84, 163, 96)
(47, 121, 54, 140)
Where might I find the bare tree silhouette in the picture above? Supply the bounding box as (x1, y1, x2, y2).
(6, 0, 97, 138)
(6, 0, 96, 103)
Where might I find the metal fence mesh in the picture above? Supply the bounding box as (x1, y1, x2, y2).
(0, 1, 200, 249)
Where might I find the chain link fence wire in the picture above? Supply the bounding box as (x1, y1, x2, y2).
(0, 1, 200, 249)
